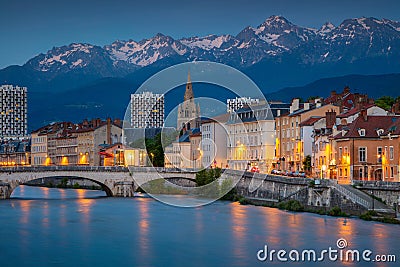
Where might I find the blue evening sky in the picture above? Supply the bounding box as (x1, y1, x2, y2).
(1, 0, 399, 68)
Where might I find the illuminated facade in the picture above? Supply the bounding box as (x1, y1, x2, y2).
(31, 119, 122, 166)
(333, 113, 400, 184)
(73, 118, 122, 165)
(275, 98, 340, 172)
(0, 85, 27, 140)
(130, 91, 164, 128)
(31, 132, 49, 166)
(99, 143, 146, 167)
(0, 139, 30, 166)
(226, 101, 275, 172)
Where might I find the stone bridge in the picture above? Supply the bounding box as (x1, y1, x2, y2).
(0, 166, 196, 199)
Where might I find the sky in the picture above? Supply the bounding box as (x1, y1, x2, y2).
(1, 0, 400, 68)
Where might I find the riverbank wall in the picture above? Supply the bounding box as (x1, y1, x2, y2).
(232, 172, 397, 217)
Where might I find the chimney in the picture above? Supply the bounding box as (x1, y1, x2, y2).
(343, 86, 350, 94)
(107, 117, 112, 144)
(331, 90, 337, 97)
(341, 118, 347, 126)
(304, 102, 310, 111)
(290, 98, 300, 114)
(315, 98, 322, 108)
(325, 110, 336, 129)
(114, 118, 121, 127)
(359, 108, 368, 121)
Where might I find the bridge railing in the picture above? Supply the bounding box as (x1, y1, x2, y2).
(0, 165, 200, 174)
(0, 165, 130, 172)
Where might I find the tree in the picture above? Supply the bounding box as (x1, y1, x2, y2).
(375, 96, 395, 111)
(303, 155, 312, 173)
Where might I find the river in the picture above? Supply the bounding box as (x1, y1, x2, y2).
(0, 185, 399, 267)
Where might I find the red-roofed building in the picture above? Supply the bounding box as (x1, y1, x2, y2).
(333, 112, 400, 183)
(324, 86, 373, 113)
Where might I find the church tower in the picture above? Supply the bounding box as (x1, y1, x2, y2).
(177, 71, 201, 134)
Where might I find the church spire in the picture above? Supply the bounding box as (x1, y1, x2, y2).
(184, 70, 194, 101)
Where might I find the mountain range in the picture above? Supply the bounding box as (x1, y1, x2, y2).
(1, 15, 400, 129)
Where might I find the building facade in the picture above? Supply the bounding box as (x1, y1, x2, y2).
(0, 85, 27, 140)
(201, 114, 229, 169)
(333, 113, 399, 184)
(31, 119, 122, 166)
(130, 91, 164, 128)
(275, 98, 340, 172)
(227, 101, 275, 172)
(0, 139, 30, 166)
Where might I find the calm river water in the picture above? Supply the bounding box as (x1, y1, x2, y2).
(0, 185, 399, 267)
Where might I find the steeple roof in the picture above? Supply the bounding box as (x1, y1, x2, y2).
(184, 70, 194, 101)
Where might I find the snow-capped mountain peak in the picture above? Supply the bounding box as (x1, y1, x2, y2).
(23, 16, 400, 74)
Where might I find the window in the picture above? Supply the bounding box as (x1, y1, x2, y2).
(344, 146, 348, 156)
(358, 129, 366, 136)
(377, 147, 383, 163)
(359, 168, 363, 179)
(339, 147, 343, 159)
(359, 147, 367, 162)
(390, 146, 394, 160)
(339, 168, 343, 177)
(390, 167, 394, 178)
(344, 168, 348, 177)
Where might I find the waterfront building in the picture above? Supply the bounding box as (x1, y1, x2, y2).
(311, 105, 387, 178)
(201, 113, 230, 169)
(55, 134, 78, 165)
(333, 112, 399, 184)
(0, 85, 27, 140)
(275, 98, 340, 172)
(72, 118, 122, 165)
(226, 101, 275, 172)
(130, 91, 164, 128)
(0, 139, 30, 166)
(99, 143, 146, 167)
(164, 134, 192, 169)
(31, 131, 48, 166)
(31, 118, 122, 166)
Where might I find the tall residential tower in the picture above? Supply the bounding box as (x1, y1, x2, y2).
(0, 85, 27, 140)
(130, 91, 164, 128)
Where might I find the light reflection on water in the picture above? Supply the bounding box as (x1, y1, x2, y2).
(1, 186, 399, 267)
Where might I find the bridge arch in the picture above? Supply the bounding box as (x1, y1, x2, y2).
(6, 174, 114, 198)
(18, 175, 114, 197)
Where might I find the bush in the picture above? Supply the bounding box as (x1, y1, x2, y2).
(278, 200, 304, 212)
(328, 206, 348, 217)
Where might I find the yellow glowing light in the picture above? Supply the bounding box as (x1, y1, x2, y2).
(61, 156, 68, 166)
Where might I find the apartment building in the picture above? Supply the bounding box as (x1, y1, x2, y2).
(0, 85, 27, 140)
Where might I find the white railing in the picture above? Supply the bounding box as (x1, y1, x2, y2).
(331, 183, 371, 209)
